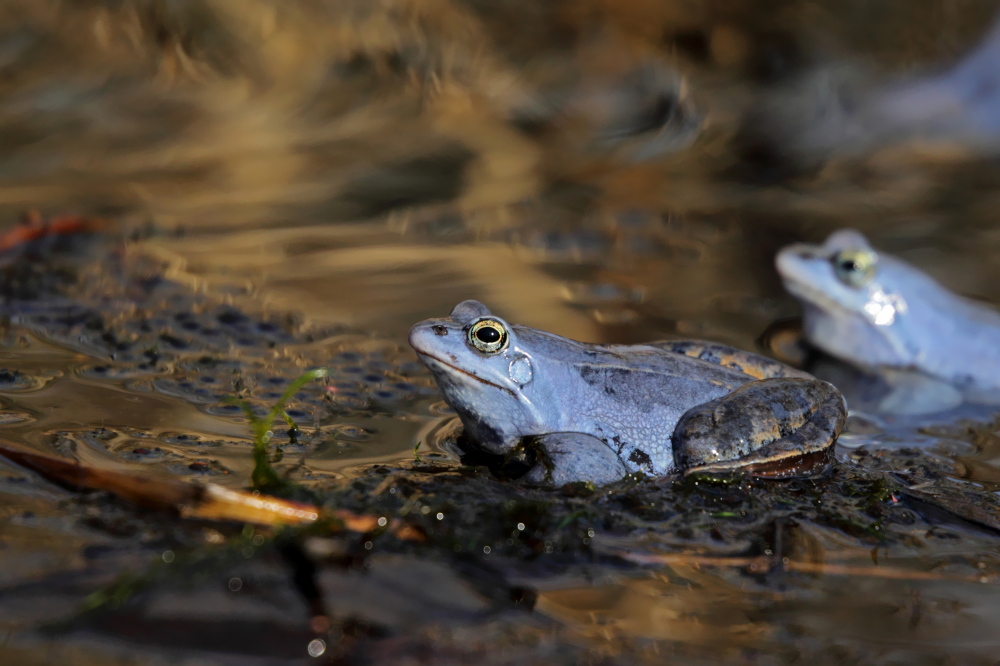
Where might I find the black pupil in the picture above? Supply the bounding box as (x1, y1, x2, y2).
(840, 259, 858, 272)
(475, 326, 501, 344)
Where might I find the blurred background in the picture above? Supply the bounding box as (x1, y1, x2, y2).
(3, 0, 1000, 342)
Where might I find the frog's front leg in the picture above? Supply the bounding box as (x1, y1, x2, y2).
(672, 377, 846, 477)
(520, 433, 629, 486)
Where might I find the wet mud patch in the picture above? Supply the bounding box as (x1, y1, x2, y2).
(8, 442, 999, 665)
(306, 453, 1000, 663)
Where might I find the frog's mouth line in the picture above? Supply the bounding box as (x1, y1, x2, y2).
(781, 278, 850, 315)
(777, 253, 857, 316)
(414, 350, 517, 398)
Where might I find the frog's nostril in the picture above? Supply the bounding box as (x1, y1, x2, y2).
(432, 325, 448, 336)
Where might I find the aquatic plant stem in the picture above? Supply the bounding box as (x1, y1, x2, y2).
(224, 368, 328, 493)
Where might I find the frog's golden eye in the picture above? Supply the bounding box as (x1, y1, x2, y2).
(468, 319, 508, 354)
(832, 249, 877, 288)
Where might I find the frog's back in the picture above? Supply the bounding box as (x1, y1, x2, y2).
(569, 346, 752, 419)
(907, 279, 1000, 388)
(646, 339, 813, 380)
(517, 327, 757, 474)
(515, 327, 759, 388)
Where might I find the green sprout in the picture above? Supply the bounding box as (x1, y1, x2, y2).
(81, 570, 145, 612)
(224, 368, 327, 493)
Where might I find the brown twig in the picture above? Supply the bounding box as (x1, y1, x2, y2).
(0, 440, 423, 541)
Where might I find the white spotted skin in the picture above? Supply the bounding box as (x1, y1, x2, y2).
(777, 229, 1000, 391)
(409, 300, 754, 475)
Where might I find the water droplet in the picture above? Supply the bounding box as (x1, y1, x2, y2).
(308, 639, 327, 657)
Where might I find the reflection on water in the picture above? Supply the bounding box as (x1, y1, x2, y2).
(142, 211, 789, 351)
(538, 572, 770, 649)
(537, 566, 1000, 661)
(535, 516, 1000, 662)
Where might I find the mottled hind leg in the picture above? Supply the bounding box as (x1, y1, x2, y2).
(672, 377, 846, 477)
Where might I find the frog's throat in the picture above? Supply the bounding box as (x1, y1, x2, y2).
(414, 350, 518, 398)
(785, 278, 919, 363)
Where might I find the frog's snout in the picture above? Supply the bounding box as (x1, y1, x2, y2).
(408, 320, 449, 356)
(408, 322, 428, 354)
(775, 245, 818, 281)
